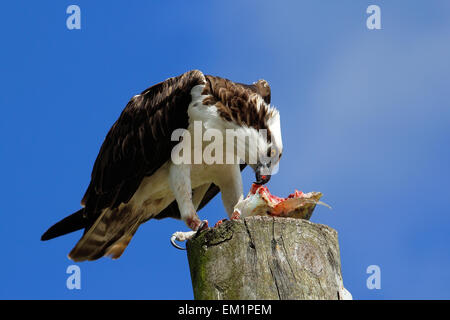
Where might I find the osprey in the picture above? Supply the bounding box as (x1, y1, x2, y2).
(41, 70, 283, 261)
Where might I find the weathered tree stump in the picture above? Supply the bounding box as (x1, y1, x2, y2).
(186, 216, 350, 300)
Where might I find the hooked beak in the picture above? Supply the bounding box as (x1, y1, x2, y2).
(254, 164, 271, 185)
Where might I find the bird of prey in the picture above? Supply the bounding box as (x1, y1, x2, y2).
(41, 70, 283, 261)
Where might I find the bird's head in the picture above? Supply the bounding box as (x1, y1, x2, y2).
(249, 109, 283, 185)
(209, 76, 283, 184)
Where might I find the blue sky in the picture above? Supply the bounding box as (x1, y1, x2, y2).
(1, 1, 449, 299)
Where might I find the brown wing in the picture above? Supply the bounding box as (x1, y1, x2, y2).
(81, 70, 206, 227)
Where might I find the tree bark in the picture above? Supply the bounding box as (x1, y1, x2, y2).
(186, 216, 350, 300)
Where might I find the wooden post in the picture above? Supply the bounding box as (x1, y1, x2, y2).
(186, 216, 351, 300)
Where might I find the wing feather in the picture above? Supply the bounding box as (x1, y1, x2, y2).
(81, 70, 206, 226)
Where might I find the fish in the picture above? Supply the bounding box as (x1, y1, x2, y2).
(233, 183, 330, 220)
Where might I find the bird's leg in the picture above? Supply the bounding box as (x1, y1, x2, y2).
(169, 164, 208, 239)
(169, 163, 208, 230)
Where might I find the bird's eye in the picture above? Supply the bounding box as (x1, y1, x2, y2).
(271, 149, 276, 157)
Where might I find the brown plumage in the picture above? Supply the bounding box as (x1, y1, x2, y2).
(202, 76, 274, 135)
(41, 70, 276, 261)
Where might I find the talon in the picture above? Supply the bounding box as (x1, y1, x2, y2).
(231, 210, 241, 220)
(170, 231, 196, 250)
(198, 220, 209, 231)
(194, 220, 209, 239)
(214, 218, 227, 228)
(170, 234, 186, 250)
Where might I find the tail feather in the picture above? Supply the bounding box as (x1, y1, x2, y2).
(41, 209, 86, 241)
(68, 206, 142, 261)
(105, 234, 134, 259)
